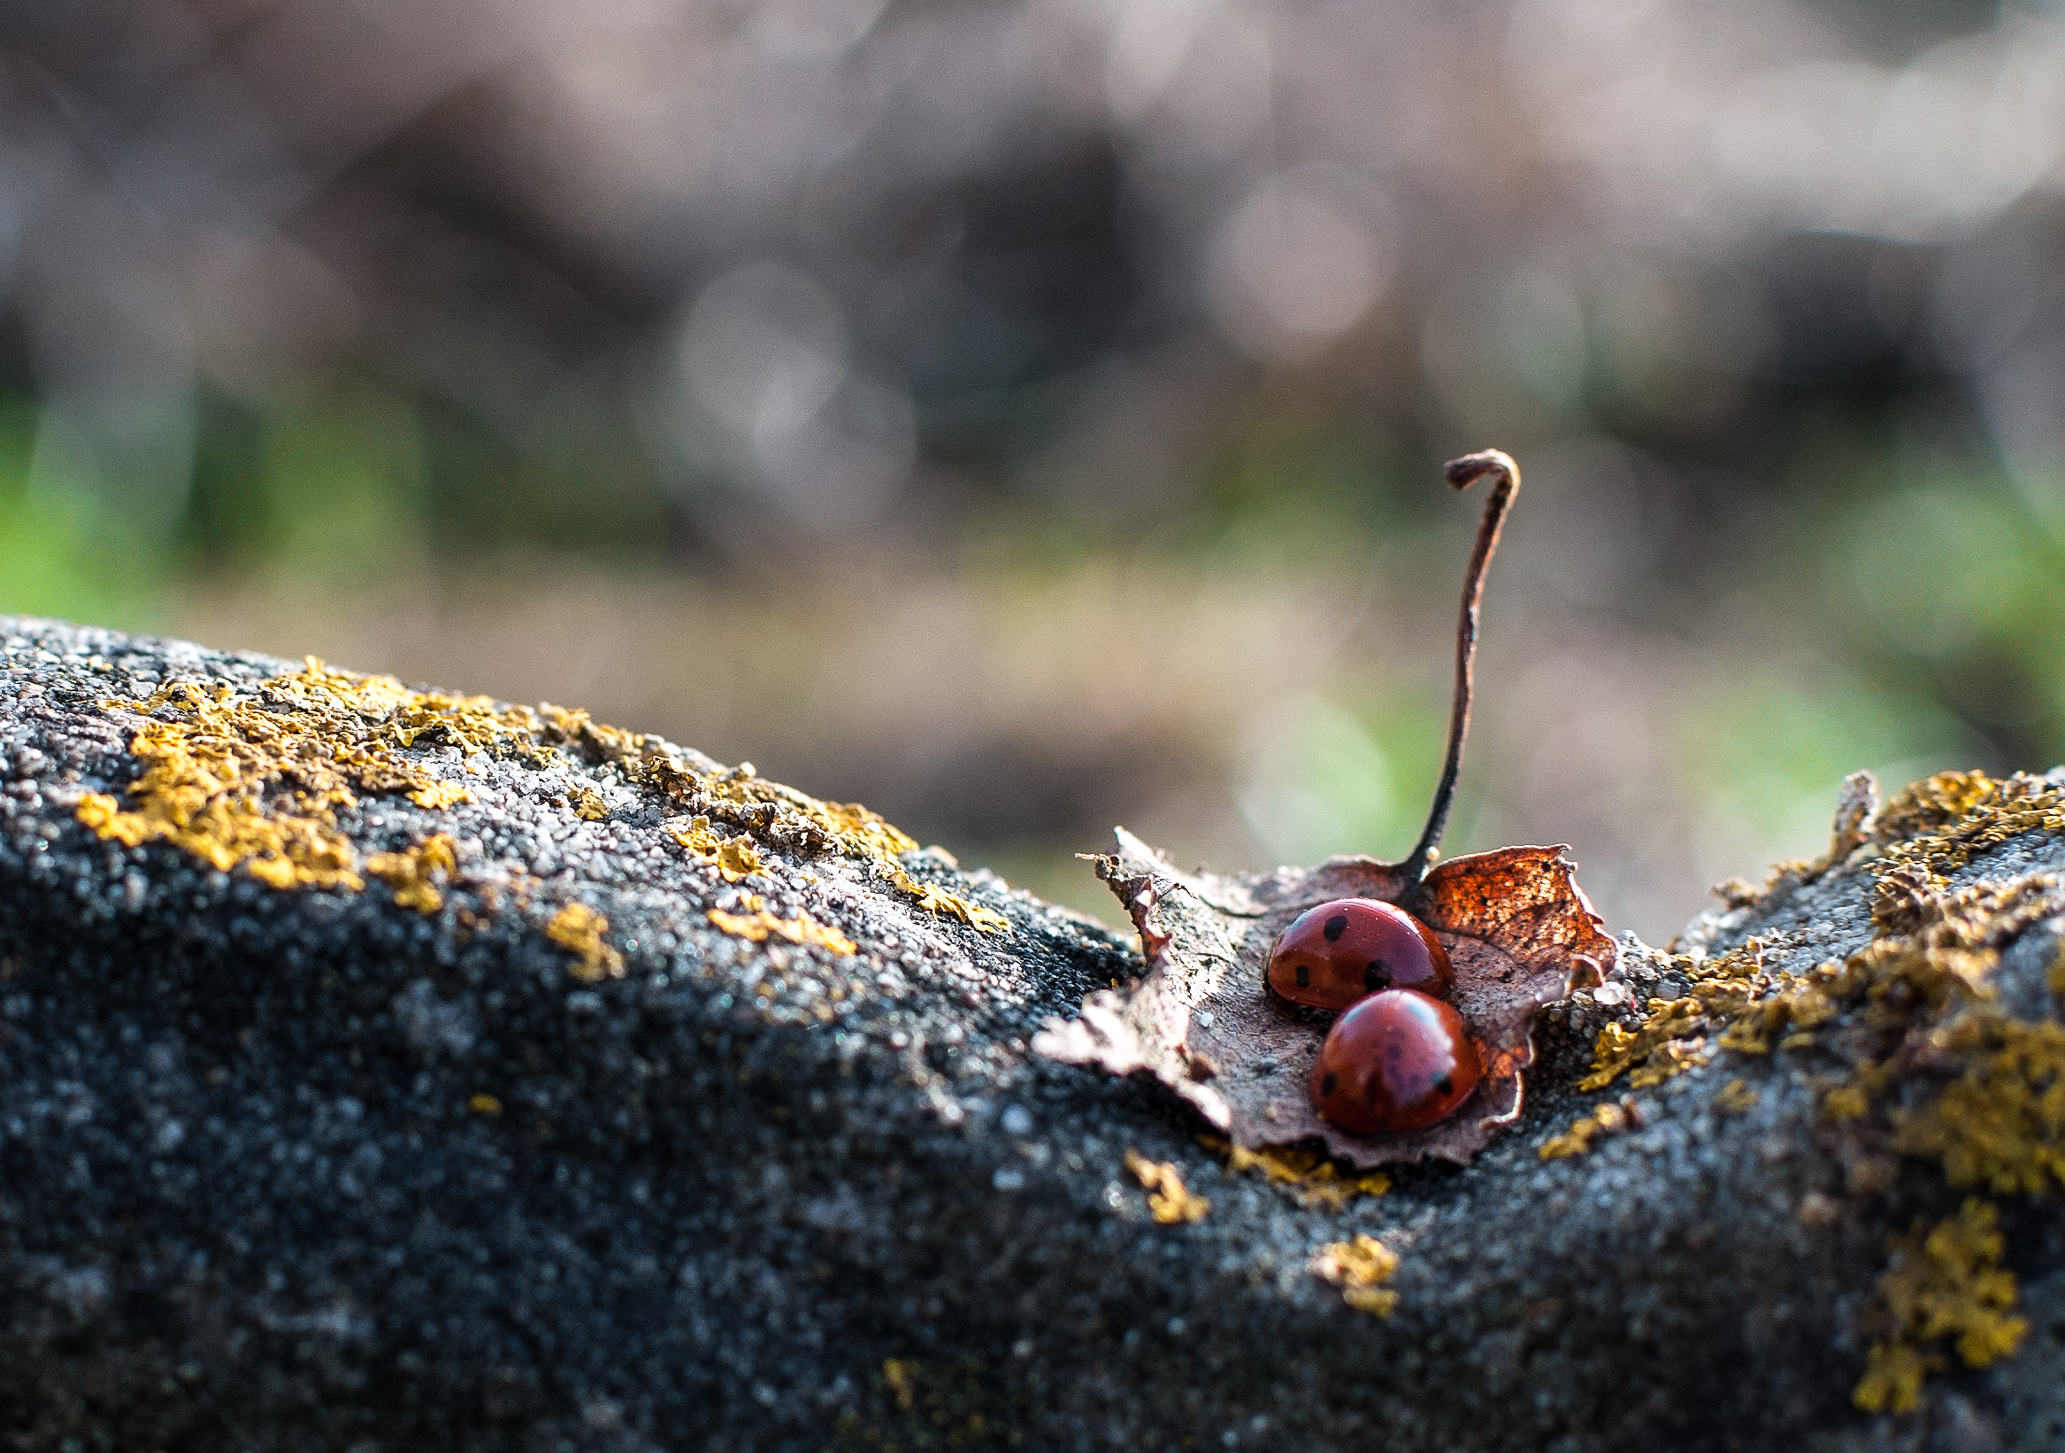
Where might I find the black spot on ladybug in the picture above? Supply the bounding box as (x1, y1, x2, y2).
(1434, 1073, 1454, 1095)
(1321, 1073, 1339, 1095)
(1323, 914, 1348, 942)
(1295, 963, 1311, 988)
(1364, 961, 1389, 992)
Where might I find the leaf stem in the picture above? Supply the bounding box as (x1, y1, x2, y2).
(1400, 449, 1520, 889)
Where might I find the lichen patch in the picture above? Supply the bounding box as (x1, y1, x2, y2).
(1311, 1234, 1400, 1317)
(75, 658, 1012, 980)
(1564, 771, 2065, 1415)
(707, 900, 858, 957)
(546, 903, 625, 983)
(1868, 772, 2065, 933)
(1200, 1136, 1391, 1209)
(1713, 1078, 1759, 1115)
(72, 659, 523, 893)
(1888, 1002, 2065, 1196)
(1537, 1100, 1634, 1160)
(1853, 1199, 2028, 1414)
(1574, 941, 1783, 1092)
(669, 817, 764, 882)
(538, 708, 1009, 933)
(366, 833, 458, 913)
(1124, 1150, 1210, 1225)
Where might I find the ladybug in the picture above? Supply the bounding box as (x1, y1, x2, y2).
(1309, 989, 1482, 1135)
(1265, 898, 1453, 1011)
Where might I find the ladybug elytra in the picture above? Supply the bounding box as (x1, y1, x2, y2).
(1309, 988, 1482, 1134)
(1265, 897, 1453, 1010)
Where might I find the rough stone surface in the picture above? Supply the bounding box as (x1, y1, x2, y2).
(1, 614, 2062, 1452)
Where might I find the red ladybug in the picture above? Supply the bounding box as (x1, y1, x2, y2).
(1264, 898, 1453, 1011)
(1310, 989, 1482, 1134)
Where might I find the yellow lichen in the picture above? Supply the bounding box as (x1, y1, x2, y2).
(365, 833, 458, 913)
(1124, 1150, 1210, 1224)
(1629, 1039, 1711, 1087)
(282, 661, 552, 774)
(1538, 1100, 1631, 1160)
(1769, 878, 2059, 1133)
(1205, 1138, 1389, 1208)
(547, 902, 625, 983)
(1556, 773, 2065, 1413)
(1539, 771, 2065, 1415)
(1715, 964, 1844, 1056)
(1311, 1234, 1400, 1317)
(1585, 868, 2060, 1096)
(81, 660, 1005, 962)
(835, 1358, 1024, 1450)
(1869, 774, 2065, 932)
(540, 710, 1012, 934)
(71, 659, 536, 892)
(1576, 943, 1775, 1091)
(1854, 1199, 2028, 1413)
(1852, 1341, 1936, 1417)
(1821, 1082, 1871, 1122)
(881, 1359, 917, 1413)
(1891, 1016, 2065, 1196)
(1873, 770, 2009, 845)
(1714, 1078, 1758, 1115)
(1697, 784, 2065, 1411)
(1776, 871, 2065, 1409)
(707, 903, 858, 957)
(883, 869, 1013, 934)
(669, 817, 764, 883)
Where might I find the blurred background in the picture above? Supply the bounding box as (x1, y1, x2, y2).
(3, 0, 2064, 942)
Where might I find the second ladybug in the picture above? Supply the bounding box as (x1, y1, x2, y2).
(1310, 988, 1483, 1135)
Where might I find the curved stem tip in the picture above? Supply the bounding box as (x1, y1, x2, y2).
(1399, 448, 1520, 890)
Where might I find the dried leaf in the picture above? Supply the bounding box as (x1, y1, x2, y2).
(1035, 828, 1615, 1167)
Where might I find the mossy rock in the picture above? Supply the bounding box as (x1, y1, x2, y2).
(2, 614, 2063, 1452)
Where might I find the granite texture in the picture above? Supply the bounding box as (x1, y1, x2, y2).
(0, 615, 2061, 1453)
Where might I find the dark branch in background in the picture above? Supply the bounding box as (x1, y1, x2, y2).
(1400, 448, 1520, 892)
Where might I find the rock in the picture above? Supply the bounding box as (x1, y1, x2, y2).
(2, 613, 2063, 1452)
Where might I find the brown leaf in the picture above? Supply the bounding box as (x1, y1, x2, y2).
(1033, 828, 1616, 1167)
